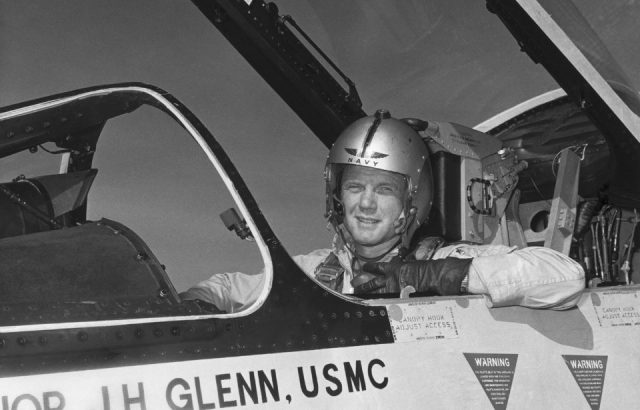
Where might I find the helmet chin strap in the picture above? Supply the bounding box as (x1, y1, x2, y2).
(396, 207, 417, 256)
(393, 209, 408, 234)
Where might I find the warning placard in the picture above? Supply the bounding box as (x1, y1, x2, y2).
(563, 355, 607, 410)
(463, 353, 518, 410)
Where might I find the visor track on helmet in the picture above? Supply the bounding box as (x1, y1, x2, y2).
(360, 115, 382, 158)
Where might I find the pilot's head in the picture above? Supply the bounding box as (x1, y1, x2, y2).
(325, 109, 433, 258)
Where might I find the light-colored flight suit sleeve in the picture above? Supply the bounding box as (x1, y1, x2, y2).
(181, 271, 266, 313)
(433, 244, 585, 310)
(181, 249, 331, 313)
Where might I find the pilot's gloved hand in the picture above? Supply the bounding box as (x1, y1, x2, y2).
(359, 257, 472, 295)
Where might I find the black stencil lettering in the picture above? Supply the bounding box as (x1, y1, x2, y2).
(12, 395, 42, 410)
(166, 378, 193, 410)
(258, 370, 280, 403)
(344, 361, 366, 392)
(102, 386, 111, 410)
(368, 359, 388, 389)
(195, 377, 216, 410)
(216, 374, 237, 408)
(123, 383, 146, 410)
(297, 366, 319, 398)
(237, 372, 258, 406)
(43, 391, 65, 410)
(323, 364, 343, 397)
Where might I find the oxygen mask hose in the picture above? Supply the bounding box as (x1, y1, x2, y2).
(610, 209, 622, 281)
(620, 209, 639, 285)
(598, 215, 611, 282)
(590, 222, 603, 287)
(575, 199, 603, 239)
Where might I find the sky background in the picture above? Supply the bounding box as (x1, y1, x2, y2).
(1, 0, 639, 292)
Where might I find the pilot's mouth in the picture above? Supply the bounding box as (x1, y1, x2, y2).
(356, 216, 379, 225)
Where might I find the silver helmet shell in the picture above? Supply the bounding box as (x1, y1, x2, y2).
(325, 109, 433, 242)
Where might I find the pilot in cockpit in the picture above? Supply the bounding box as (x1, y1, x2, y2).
(181, 110, 585, 313)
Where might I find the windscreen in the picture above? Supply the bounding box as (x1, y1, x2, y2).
(0, 96, 268, 328)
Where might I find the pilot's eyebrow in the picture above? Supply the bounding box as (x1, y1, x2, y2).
(377, 179, 402, 188)
(341, 179, 362, 186)
(376, 183, 401, 192)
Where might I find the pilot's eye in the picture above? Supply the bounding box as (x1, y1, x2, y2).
(376, 185, 396, 194)
(342, 182, 363, 192)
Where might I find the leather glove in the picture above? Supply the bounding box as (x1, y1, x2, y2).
(358, 257, 472, 295)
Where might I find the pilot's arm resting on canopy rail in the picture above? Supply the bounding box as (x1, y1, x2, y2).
(181, 241, 585, 314)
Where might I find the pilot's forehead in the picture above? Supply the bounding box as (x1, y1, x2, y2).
(341, 165, 405, 186)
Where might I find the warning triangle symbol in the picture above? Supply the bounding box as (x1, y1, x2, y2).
(562, 355, 608, 410)
(464, 353, 518, 410)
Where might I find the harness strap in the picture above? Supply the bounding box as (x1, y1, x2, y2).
(314, 252, 344, 291)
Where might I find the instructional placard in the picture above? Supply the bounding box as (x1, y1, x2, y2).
(386, 300, 459, 342)
(591, 290, 640, 327)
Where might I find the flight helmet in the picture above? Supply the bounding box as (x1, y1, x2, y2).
(324, 109, 433, 246)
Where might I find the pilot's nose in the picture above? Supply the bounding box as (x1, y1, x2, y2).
(358, 188, 376, 213)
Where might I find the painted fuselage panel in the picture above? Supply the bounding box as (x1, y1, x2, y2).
(2, 287, 638, 409)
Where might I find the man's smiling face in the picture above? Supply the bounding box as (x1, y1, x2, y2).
(340, 165, 406, 258)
